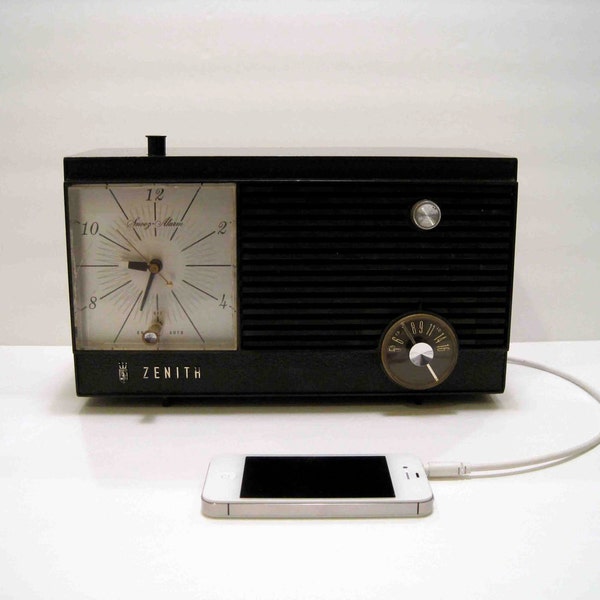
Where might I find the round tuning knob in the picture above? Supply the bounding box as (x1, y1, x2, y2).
(380, 312, 459, 390)
(411, 199, 441, 230)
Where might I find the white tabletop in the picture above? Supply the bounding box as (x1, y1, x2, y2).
(1, 342, 599, 599)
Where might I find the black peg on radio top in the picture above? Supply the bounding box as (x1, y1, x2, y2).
(146, 135, 166, 156)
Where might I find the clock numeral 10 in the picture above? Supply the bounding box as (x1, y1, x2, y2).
(82, 221, 99, 236)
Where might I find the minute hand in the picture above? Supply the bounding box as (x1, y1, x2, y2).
(140, 272, 156, 311)
(140, 259, 162, 311)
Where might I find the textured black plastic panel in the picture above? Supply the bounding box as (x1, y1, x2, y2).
(239, 182, 517, 351)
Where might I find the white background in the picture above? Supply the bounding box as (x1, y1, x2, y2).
(2, 342, 600, 600)
(2, 0, 599, 345)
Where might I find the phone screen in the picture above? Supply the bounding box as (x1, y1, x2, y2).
(240, 456, 395, 498)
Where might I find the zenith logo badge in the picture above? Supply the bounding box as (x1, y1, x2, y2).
(118, 362, 129, 384)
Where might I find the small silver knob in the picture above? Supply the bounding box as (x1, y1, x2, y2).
(411, 199, 441, 230)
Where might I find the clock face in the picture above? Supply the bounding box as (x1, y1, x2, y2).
(67, 183, 237, 350)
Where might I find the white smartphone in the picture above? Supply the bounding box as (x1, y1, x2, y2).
(201, 454, 434, 518)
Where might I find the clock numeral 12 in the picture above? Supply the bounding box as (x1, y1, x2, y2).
(146, 188, 164, 202)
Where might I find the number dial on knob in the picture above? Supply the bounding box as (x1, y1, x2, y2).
(380, 313, 459, 390)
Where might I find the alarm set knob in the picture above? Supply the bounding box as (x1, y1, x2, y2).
(380, 313, 459, 390)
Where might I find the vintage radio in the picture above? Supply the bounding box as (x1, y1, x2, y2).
(64, 136, 517, 398)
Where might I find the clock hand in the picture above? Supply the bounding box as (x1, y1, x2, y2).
(127, 260, 149, 272)
(140, 272, 156, 311)
(116, 230, 173, 286)
(140, 259, 162, 312)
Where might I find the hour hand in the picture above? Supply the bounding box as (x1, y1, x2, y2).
(126, 260, 149, 271)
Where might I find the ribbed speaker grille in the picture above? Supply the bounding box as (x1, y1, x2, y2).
(239, 182, 516, 350)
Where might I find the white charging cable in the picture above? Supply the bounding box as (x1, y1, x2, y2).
(425, 356, 600, 479)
